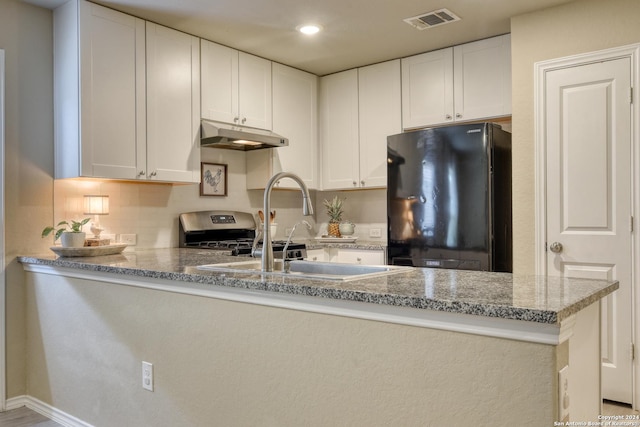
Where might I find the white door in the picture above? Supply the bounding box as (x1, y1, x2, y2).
(0, 48, 6, 411)
(545, 57, 633, 404)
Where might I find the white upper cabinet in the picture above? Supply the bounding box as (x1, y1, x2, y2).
(320, 60, 401, 190)
(358, 60, 402, 188)
(453, 34, 511, 122)
(401, 34, 511, 129)
(55, 0, 145, 180)
(146, 23, 201, 183)
(201, 40, 272, 130)
(320, 69, 360, 190)
(246, 63, 318, 190)
(401, 48, 454, 129)
(53, 0, 200, 183)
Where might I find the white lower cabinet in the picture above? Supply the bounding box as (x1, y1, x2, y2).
(309, 248, 385, 265)
(305, 249, 326, 262)
(331, 249, 385, 265)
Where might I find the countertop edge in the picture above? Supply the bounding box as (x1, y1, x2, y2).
(21, 261, 586, 345)
(18, 253, 619, 327)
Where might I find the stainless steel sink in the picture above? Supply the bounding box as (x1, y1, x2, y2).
(197, 260, 410, 281)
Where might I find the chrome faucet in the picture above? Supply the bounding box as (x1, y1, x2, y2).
(282, 220, 312, 272)
(253, 172, 314, 272)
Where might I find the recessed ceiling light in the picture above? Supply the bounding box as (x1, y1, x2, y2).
(297, 24, 321, 35)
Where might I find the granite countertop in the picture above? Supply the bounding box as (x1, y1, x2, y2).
(18, 248, 618, 325)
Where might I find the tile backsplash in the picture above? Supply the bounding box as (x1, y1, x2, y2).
(53, 150, 387, 248)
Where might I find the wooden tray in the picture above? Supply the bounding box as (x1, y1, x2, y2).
(49, 243, 128, 257)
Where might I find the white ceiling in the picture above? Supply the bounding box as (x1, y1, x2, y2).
(29, 0, 581, 76)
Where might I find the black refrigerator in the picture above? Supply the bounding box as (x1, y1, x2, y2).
(387, 122, 512, 272)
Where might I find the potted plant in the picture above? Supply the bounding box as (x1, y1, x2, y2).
(323, 196, 345, 237)
(42, 218, 90, 248)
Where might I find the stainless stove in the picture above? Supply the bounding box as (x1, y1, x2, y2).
(179, 210, 306, 259)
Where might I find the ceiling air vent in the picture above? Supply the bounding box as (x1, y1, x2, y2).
(404, 9, 461, 30)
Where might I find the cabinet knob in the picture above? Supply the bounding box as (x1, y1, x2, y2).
(138, 170, 145, 176)
(149, 171, 157, 177)
(234, 117, 239, 123)
(360, 180, 365, 186)
(456, 113, 462, 118)
(242, 117, 247, 124)
(446, 114, 452, 120)
(312, 257, 317, 261)
(357, 257, 362, 263)
(353, 181, 357, 186)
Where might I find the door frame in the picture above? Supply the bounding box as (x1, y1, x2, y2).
(534, 43, 640, 409)
(0, 48, 6, 412)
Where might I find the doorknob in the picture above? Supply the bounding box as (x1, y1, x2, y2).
(549, 242, 563, 253)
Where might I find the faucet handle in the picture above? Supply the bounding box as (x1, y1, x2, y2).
(251, 229, 264, 258)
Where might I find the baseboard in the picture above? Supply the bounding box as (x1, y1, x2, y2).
(5, 394, 93, 427)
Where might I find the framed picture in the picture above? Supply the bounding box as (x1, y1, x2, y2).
(200, 163, 228, 196)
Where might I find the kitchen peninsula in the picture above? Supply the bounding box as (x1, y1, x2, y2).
(19, 248, 617, 427)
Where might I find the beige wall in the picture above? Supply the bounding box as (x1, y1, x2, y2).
(7, 0, 640, 408)
(511, 0, 640, 273)
(0, 0, 54, 398)
(26, 271, 557, 426)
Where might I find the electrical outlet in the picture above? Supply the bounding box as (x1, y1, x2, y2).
(142, 361, 154, 391)
(558, 365, 569, 420)
(120, 234, 137, 245)
(369, 228, 382, 238)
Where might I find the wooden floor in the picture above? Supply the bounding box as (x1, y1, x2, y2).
(0, 407, 62, 427)
(0, 401, 637, 426)
(602, 400, 640, 416)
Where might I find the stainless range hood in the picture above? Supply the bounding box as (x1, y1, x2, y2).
(200, 119, 288, 151)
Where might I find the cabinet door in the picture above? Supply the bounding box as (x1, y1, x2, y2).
(78, 2, 145, 179)
(201, 39, 239, 124)
(238, 52, 272, 130)
(146, 23, 200, 183)
(453, 34, 511, 122)
(246, 64, 317, 190)
(401, 48, 454, 129)
(358, 60, 401, 188)
(305, 249, 326, 262)
(337, 249, 385, 265)
(270, 64, 318, 189)
(320, 69, 359, 190)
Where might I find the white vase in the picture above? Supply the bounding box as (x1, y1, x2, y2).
(339, 222, 355, 236)
(60, 232, 86, 248)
